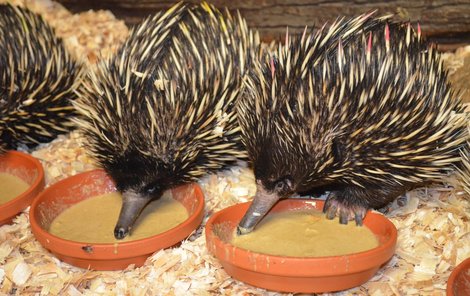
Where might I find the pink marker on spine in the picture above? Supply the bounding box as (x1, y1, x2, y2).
(385, 23, 390, 51)
(417, 23, 421, 41)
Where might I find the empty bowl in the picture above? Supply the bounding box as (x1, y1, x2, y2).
(30, 169, 205, 270)
(0, 150, 45, 225)
(205, 199, 397, 293)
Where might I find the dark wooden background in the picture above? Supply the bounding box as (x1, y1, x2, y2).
(57, 0, 470, 51)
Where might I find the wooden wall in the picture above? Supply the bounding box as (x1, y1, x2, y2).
(57, 0, 470, 51)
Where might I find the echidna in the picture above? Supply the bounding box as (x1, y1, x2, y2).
(0, 4, 82, 154)
(74, 2, 260, 239)
(237, 13, 468, 234)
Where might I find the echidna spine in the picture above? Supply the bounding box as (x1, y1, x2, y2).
(0, 4, 82, 153)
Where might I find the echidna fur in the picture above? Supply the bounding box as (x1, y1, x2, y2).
(0, 4, 82, 154)
(237, 13, 468, 234)
(74, 2, 260, 239)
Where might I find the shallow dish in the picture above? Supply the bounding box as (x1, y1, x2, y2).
(30, 169, 205, 270)
(0, 150, 45, 225)
(447, 257, 470, 296)
(205, 199, 397, 293)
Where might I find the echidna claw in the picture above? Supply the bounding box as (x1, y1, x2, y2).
(339, 212, 349, 224)
(354, 213, 363, 226)
(325, 204, 337, 220)
(323, 194, 368, 226)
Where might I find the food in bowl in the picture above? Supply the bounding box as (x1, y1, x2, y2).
(231, 209, 378, 257)
(49, 191, 189, 243)
(0, 172, 30, 205)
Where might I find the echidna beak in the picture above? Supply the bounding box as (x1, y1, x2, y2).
(237, 184, 280, 235)
(114, 190, 151, 240)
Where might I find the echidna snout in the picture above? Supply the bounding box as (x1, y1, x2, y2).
(238, 178, 294, 235)
(113, 188, 156, 239)
(106, 155, 169, 239)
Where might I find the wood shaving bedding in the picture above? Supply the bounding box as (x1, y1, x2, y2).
(0, 1, 469, 295)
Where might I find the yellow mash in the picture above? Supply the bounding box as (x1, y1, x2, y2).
(49, 192, 188, 243)
(0, 172, 30, 205)
(232, 209, 379, 257)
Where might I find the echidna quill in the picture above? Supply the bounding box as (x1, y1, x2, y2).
(74, 2, 260, 239)
(237, 14, 468, 234)
(458, 126, 470, 196)
(0, 4, 82, 153)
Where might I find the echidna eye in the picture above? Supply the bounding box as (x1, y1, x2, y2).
(143, 182, 161, 196)
(274, 177, 293, 194)
(274, 181, 284, 191)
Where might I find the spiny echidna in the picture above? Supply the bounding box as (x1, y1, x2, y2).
(74, 2, 260, 239)
(0, 4, 82, 154)
(237, 13, 468, 234)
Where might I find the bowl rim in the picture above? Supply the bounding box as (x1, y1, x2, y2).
(0, 150, 45, 216)
(29, 169, 205, 259)
(206, 199, 397, 277)
(446, 257, 470, 295)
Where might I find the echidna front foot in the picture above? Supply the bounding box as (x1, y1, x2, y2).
(323, 191, 369, 226)
(323, 185, 405, 225)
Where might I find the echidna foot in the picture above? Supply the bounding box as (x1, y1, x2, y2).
(323, 195, 368, 226)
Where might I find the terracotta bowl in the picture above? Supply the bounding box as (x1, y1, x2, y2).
(447, 257, 470, 296)
(30, 169, 205, 271)
(205, 199, 397, 293)
(0, 150, 45, 225)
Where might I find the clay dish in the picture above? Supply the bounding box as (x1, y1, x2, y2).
(30, 169, 204, 270)
(447, 257, 470, 296)
(205, 199, 397, 293)
(0, 150, 45, 225)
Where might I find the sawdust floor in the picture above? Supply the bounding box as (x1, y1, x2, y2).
(0, 0, 469, 295)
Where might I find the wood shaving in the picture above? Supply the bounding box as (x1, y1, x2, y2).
(0, 1, 469, 295)
(442, 45, 470, 75)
